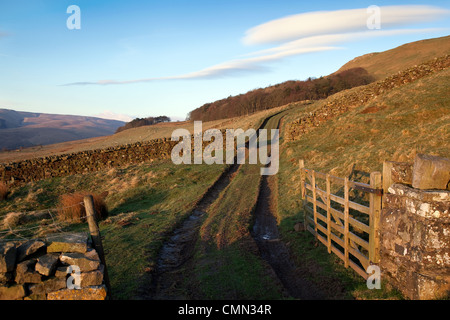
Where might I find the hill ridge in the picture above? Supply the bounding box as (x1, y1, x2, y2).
(285, 54, 450, 141)
(0, 109, 125, 150)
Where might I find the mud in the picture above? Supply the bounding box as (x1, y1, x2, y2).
(148, 111, 325, 300)
(252, 174, 325, 300)
(149, 162, 241, 299)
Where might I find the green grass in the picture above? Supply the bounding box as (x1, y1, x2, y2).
(187, 162, 284, 300)
(0, 159, 228, 299)
(191, 241, 284, 300)
(274, 67, 450, 300)
(184, 111, 293, 300)
(1, 65, 447, 300)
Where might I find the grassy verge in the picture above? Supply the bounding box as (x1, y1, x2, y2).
(0, 159, 227, 299)
(274, 69, 450, 299)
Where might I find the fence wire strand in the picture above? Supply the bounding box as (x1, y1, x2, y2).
(0, 202, 91, 242)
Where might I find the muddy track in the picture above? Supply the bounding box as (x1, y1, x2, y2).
(252, 174, 325, 300)
(149, 161, 242, 299)
(252, 112, 325, 299)
(148, 114, 281, 299)
(147, 111, 320, 300)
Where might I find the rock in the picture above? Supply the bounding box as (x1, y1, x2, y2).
(47, 285, 107, 300)
(59, 252, 100, 272)
(0, 272, 12, 285)
(54, 266, 70, 278)
(23, 293, 46, 300)
(389, 162, 413, 185)
(46, 233, 88, 254)
(80, 265, 104, 287)
(45, 277, 68, 293)
(15, 259, 42, 284)
(28, 282, 44, 295)
(16, 240, 46, 262)
(0, 242, 16, 273)
(28, 277, 67, 295)
(35, 253, 59, 276)
(85, 248, 100, 262)
(0, 284, 26, 300)
(412, 154, 450, 190)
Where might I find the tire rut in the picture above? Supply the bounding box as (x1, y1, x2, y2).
(147, 111, 310, 300)
(252, 174, 325, 300)
(149, 161, 242, 299)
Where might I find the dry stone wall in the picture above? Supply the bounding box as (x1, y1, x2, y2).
(0, 129, 235, 186)
(380, 155, 450, 299)
(0, 137, 177, 185)
(0, 233, 108, 300)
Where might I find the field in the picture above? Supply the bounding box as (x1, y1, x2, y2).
(1, 37, 449, 300)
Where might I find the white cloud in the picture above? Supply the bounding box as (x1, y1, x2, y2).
(245, 28, 445, 58)
(94, 111, 134, 122)
(63, 5, 450, 86)
(243, 5, 450, 45)
(64, 46, 338, 85)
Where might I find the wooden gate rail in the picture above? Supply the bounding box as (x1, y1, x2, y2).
(299, 160, 382, 280)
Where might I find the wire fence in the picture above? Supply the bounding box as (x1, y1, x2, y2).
(0, 202, 92, 243)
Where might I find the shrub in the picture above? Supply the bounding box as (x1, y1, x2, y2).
(0, 182, 8, 201)
(57, 192, 109, 223)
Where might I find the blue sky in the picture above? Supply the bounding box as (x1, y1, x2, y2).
(0, 0, 449, 122)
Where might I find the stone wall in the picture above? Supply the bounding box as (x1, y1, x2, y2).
(380, 155, 450, 299)
(0, 129, 236, 186)
(0, 137, 178, 186)
(0, 233, 108, 300)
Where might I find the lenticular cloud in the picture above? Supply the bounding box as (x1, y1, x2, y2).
(242, 5, 450, 45)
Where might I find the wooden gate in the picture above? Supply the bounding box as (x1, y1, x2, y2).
(299, 160, 382, 279)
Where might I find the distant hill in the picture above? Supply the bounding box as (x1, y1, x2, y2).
(0, 109, 124, 150)
(335, 35, 450, 80)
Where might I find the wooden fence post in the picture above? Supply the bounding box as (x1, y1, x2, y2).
(369, 172, 382, 264)
(84, 195, 113, 299)
(312, 170, 318, 238)
(299, 160, 307, 231)
(344, 177, 349, 268)
(299, 160, 305, 200)
(326, 174, 331, 254)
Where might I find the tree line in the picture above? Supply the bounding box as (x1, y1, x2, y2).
(187, 68, 375, 122)
(115, 116, 171, 133)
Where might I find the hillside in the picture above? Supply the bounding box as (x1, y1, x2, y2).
(0, 109, 125, 151)
(280, 54, 450, 178)
(336, 35, 450, 80)
(188, 67, 374, 122)
(188, 35, 450, 123)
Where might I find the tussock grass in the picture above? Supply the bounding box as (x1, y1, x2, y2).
(0, 182, 8, 201)
(57, 192, 109, 223)
(2, 212, 28, 229)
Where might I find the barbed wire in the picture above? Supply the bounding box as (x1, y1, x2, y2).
(0, 201, 86, 220)
(0, 202, 93, 243)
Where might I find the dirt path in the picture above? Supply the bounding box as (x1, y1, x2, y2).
(147, 111, 325, 300)
(148, 161, 242, 299)
(252, 112, 324, 299)
(252, 173, 324, 299)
